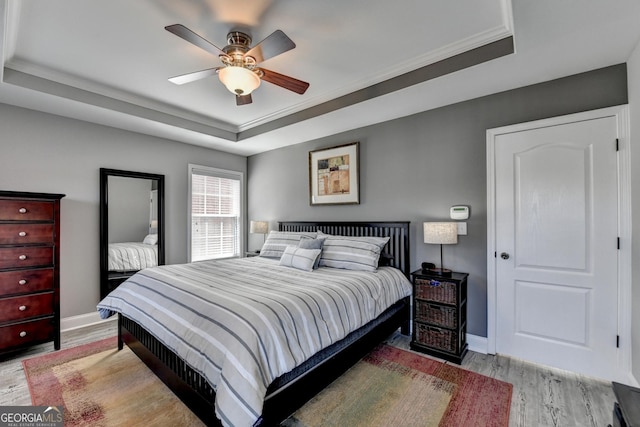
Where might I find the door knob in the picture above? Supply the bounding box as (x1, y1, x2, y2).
(500, 252, 510, 260)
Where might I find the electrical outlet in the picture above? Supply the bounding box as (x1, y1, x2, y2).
(457, 222, 467, 235)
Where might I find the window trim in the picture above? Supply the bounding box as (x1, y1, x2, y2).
(187, 164, 245, 262)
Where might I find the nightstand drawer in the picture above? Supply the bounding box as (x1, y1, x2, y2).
(0, 200, 54, 221)
(0, 223, 54, 245)
(415, 300, 458, 329)
(0, 268, 54, 295)
(0, 292, 54, 323)
(415, 278, 457, 304)
(0, 246, 53, 269)
(0, 317, 55, 349)
(414, 323, 465, 354)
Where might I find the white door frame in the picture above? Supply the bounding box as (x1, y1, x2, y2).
(486, 105, 633, 382)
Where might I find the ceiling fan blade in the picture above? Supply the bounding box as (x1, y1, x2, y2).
(260, 68, 309, 94)
(246, 30, 295, 63)
(165, 24, 225, 57)
(236, 94, 253, 106)
(168, 68, 220, 85)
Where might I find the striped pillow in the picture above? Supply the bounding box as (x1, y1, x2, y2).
(279, 246, 322, 272)
(318, 233, 390, 272)
(259, 231, 317, 259)
(298, 236, 326, 269)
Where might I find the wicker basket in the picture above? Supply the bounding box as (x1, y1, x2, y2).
(415, 323, 458, 353)
(415, 300, 457, 329)
(414, 278, 457, 304)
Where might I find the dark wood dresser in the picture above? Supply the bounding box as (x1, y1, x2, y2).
(0, 191, 64, 354)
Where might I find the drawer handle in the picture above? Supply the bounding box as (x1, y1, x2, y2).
(18, 231, 27, 237)
(19, 305, 27, 311)
(429, 280, 441, 287)
(19, 331, 27, 338)
(19, 279, 27, 285)
(19, 207, 27, 214)
(18, 254, 27, 261)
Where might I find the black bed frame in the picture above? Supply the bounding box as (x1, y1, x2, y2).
(118, 221, 411, 426)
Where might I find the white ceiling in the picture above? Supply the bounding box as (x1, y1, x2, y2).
(1, 0, 639, 156)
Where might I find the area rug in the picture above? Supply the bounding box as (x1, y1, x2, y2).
(287, 345, 512, 427)
(22, 336, 204, 426)
(23, 338, 512, 427)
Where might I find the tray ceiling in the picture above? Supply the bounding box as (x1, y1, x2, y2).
(1, 0, 639, 155)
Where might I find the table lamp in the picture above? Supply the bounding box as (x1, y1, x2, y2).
(423, 222, 458, 277)
(250, 220, 269, 251)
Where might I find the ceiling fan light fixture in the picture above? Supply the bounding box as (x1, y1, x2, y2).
(219, 66, 261, 95)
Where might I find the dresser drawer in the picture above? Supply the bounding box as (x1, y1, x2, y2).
(0, 246, 53, 269)
(0, 268, 54, 295)
(0, 317, 55, 349)
(0, 292, 54, 323)
(0, 223, 54, 245)
(0, 200, 54, 221)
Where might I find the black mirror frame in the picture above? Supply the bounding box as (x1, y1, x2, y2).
(99, 168, 165, 300)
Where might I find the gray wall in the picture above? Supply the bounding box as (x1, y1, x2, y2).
(247, 64, 628, 338)
(0, 104, 246, 318)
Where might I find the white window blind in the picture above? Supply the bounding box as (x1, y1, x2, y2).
(189, 166, 243, 261)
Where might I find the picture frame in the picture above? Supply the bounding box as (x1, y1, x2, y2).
(309, 142, 360, 205)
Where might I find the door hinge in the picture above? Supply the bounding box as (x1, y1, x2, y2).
(616, 138, 619, 151)
(618, 237, 620, 250)
(494, 251, 497, 258)
(617, 335, 620, 348)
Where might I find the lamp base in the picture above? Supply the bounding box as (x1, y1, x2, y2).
(424, 267, 453, 277)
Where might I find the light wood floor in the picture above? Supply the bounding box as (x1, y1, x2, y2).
(0, 320, 615, 426)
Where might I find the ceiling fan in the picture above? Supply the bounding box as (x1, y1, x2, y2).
(165, 24, 309, 106)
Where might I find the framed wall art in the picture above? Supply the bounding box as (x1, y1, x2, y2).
(309, 142, 360, 205)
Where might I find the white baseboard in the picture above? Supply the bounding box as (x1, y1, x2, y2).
(467, 333, 488, 354)
(625, 372, 640, 387)
(60, 311, 116, 332)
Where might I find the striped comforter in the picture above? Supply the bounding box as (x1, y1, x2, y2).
(97, 256, 412, 427)
(107, 242, 158, 271)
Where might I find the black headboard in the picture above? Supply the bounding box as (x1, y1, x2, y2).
(278, 221, 411, 277)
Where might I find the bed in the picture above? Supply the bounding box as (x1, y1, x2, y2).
(107, 240, 158, 272)
(98, 221, 411, 426)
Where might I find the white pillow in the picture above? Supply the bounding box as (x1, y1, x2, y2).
(259, 231, 317, 259)
(143, 234, 158, 245)
(317, 232, 389, 272)
(279, 246, 322, 272)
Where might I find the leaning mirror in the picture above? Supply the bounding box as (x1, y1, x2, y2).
(100, 168, 165, 299)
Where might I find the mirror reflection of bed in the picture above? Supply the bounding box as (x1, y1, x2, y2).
(99, 169, 164, 299)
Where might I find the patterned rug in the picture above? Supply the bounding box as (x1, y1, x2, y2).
(287, 345, 512, 427)
(22, 336, 204, 426)
(23, 338, 512, 426)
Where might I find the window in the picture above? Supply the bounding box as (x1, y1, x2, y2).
(188, 165, 244, 261)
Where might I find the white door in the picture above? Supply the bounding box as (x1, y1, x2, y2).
(493, 115, 619, 380)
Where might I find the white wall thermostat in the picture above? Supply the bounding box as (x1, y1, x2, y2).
(450, 205, 469, 220)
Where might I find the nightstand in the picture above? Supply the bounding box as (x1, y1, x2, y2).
(410, 269, 468, 364)
(245, 251, 260, 257)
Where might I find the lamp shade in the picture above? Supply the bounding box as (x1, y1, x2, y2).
(250, 220, 269, 234)
(219, 66, 261, 95)
(423, 222, 458, 245)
